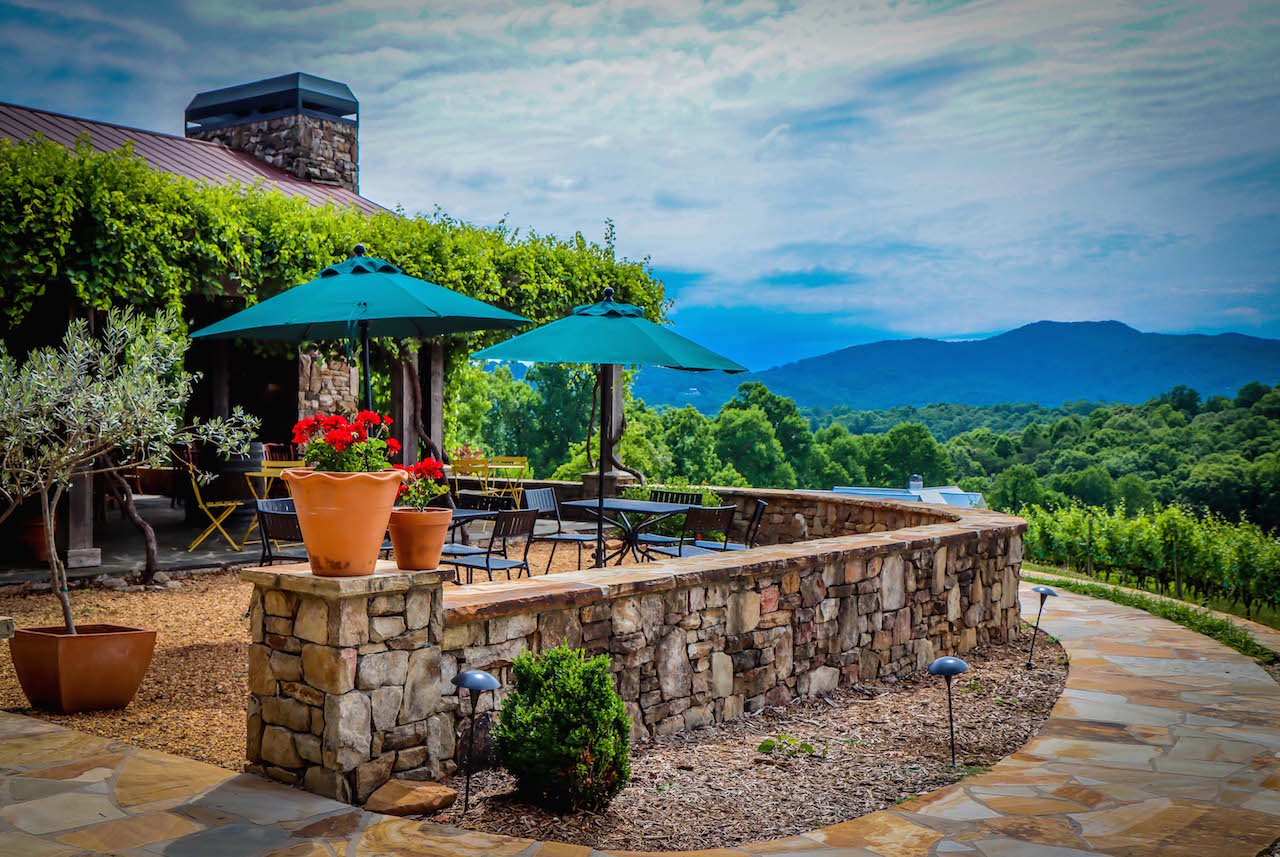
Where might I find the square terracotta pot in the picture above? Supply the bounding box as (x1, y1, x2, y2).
(9, 624, 156, 713)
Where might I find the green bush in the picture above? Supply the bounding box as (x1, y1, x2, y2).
(492, 643, 632, 811)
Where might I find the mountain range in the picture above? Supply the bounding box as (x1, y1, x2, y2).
(632, 321, 1280, 412)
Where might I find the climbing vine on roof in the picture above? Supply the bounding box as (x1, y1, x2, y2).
(0, 134, 669, 334)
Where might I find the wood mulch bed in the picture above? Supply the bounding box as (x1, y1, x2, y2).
(434, 632, 1068, 851)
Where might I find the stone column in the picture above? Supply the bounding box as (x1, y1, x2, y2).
(242, 563, 455, 804)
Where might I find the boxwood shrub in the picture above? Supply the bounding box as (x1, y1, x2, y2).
(492, 643, 632, 811)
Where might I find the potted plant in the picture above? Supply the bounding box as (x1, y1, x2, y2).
(284, 411, 407, 577)
(0, 308, 257, 713)
(387, 457, 452, 570)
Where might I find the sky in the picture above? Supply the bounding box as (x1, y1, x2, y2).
(2, 0, 1279, 369)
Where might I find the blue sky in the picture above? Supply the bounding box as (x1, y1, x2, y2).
(3, 0, 1279, 369)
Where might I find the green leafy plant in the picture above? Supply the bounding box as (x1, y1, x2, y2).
(1022, 573, 1276, 663)
(393, 458, 449, 509)
(756, 734, 822, 757)
(493, 643, 632, 811)
(0, 308, 257, 632)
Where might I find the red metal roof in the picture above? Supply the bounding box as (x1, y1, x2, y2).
(0, 102, 385, 216)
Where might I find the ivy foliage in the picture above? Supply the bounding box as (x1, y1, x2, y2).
(0, 135, 669, 338)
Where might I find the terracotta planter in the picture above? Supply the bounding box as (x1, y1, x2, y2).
(388, 507, 454, 570)
(9, 624, 156, 713)
(282, 468, 407, 577)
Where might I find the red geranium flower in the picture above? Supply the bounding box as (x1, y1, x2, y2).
(386, 438, 402, 457)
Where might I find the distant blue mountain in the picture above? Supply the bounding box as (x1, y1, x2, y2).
(632, 321, 1280, 411)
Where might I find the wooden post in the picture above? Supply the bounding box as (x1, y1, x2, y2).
(425, 342, 445, 458)
(388, 354, 418, 465)
(212, 342, 230, 419)
(66, 472, 100, 569)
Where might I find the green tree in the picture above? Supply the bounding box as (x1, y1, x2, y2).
(713, 405, 797, 488)
(870, 423, 953, 486)
(661, 405, 722, 484)
(1115, 473, 1157, 516)
(1236, 381, 1270, 409)
(1067, 465, 1116, 508)
(989, 464, 1044, 511)
(720, 382, 817, 484)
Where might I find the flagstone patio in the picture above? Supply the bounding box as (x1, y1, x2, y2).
(1, 583, 1278, 857)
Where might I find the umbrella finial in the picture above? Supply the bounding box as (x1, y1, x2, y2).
(353, 243, 366, 257)
(603, 287, 615, 302)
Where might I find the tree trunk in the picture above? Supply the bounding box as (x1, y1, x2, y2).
(398, 354, 445, 462)
(104, 467, 158, 583)
(41, 487, 76, 634)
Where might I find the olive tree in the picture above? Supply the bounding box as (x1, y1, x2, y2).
(0, 308, 257, 632)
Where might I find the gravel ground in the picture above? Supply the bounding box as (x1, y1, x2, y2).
(0, 569, 253, 769)
(0, 541, 639, 770)
(435, 633, 1068, 851)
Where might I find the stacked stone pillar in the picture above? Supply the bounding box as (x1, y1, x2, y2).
(243, 563, 455, 804)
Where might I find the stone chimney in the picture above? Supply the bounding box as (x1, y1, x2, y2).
(184, 73, 359, 193)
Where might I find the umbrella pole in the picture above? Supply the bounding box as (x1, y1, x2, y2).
(596, 363, 609, 568)
(360, 320, 373, 411)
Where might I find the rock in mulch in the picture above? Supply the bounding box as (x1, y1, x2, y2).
(365, 780, 457, 816)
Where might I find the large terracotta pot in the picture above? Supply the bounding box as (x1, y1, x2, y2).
(10, 624, 156, 713)
(21, 516, 50, 563)
(388, 507, 454, 570)
(282, 468, 407, 577)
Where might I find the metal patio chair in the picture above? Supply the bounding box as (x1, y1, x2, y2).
(644, 504, 737, 560)
(254, 498, 308, 566)
(694, 499, 768, 551)
(441, 508, 539, 584)
(525, 487, 596, 572)
(635, 488, 703, 553)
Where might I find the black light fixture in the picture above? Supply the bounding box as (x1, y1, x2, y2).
(451, 668, 501, 813)
(928, 655, 970, 767)
(1026, 585, 1059, 669)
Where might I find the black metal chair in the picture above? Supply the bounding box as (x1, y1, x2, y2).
(645, 505, 737, 560)
(254, 499, 308, 566)
(694, 499, 768, 552)
(635, 488, 703, 553)
(441, 508, 539, 584)
(525, 487, 596, 573)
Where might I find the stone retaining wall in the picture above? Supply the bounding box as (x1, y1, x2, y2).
(243, 494, 1025, 805)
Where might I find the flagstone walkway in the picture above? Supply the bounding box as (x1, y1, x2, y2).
(2, 584, 1278, 857)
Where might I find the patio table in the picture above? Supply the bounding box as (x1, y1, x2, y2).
(241, 461, 306, 544)
(562, 498, 696, 565)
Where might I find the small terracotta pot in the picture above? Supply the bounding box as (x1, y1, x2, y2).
(282, 468, 407, 577)
(388, 507, 454, 570)
(10, 624, 156, 713)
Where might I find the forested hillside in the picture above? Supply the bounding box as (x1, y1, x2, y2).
(632, 321, 1280, 412)
(448, 366, 1280, 533)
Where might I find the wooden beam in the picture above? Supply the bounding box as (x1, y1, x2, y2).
(388, 354, 418, 465)
(425, 342, 445, 457)
(66, 472, 100, 569)
(211, 342, 230, 419)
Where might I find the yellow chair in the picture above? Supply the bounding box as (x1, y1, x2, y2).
(451, 457, 491, 496)
(182, 460, 242, 551)
(488, 456, 528, 504)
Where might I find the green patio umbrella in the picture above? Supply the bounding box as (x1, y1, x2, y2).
(190, 245, 529, 408)
(471, 287, 746, 566)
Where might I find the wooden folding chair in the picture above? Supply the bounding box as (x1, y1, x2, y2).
(181, 458, 241, 551)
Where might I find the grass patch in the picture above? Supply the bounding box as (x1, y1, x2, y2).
(1022, 573, 1276, 664)
(1024, 562, 1280, 632)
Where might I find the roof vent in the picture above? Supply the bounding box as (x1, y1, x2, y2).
(908, 474, 924, 492)
(184, 72, 357, 133)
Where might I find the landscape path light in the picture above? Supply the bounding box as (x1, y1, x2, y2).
(928, 655, 969, 767)
(1026, 585, 1059, 669)
(452, 668, 502, 814)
